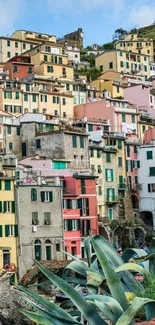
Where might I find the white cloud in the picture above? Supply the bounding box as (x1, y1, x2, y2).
(0, 0, 25, 36)
(129, 2, 155, 28)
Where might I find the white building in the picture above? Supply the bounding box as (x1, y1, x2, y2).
(65, 46, 81, 63)
(138, 144, 155, 229)
(150, 62, 155, 78)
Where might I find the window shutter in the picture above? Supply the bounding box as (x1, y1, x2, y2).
(119, 175, 123, 185)
(14, 225, 18, 237)
(78, 199, 82, 216)
(41, 191, 45, 202)
(49, 191, 53, 202)
(78, 219, 81, 230)
(86, 198, 89, 216)
(4, 202, 7, 213)
(148, 184, 151, 192)
(0, 202, 2, 213)
(105, 169, 108, 182)
(112, 189, 115, 201)
(126, 160, 128, 172)
(137, 161, 140, 168)
(107, 189, 109, 201)
(68, 219, 72, 231)
(45, 95, 47, 102)
(4, 91, 6, 99)
(12, 201, 15, 213)
(0, 181, 1, 190)
(111, 170, 114, 182)
(131, 161, 133, 172)
(80, 136, 84, 148)
(0, 225, 2, 237)
(118, 139, 122, 149)
(5, 225, 9, 237)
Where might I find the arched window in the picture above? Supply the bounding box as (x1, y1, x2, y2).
(45, 239, 51, 260)
(34, 239, 41, 261)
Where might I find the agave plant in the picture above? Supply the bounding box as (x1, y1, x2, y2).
(17, 235, 155, 325)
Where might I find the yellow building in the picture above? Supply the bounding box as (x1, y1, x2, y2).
(89, 135, 126, 221)
(138, 118, 155, 141)
(115, 33, 154, 61)
(0, 79, 74, 118)
(11, 30, 56, 44)
(91, 72, 124, 98)
(0, 156, 17, 281)
(0, 37, 36, 62)
(22, 43, 74, 79)
(95, 50, 150, 79)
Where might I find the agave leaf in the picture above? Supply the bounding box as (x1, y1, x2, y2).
(27, 280, 51, 287)
(115, 263, 149, 277)
(92, 235, 143, 292)
(116, 297, 155, 325)
(94, 300, 118, 324)
(17, 284, 76, 323)
(20, 309, 55, 325)
(34, 260, 108, 325)
(84, 237, 92, 266)
(149, 238, 155, 274)
(132, 253, 155, 264)
(87, 270, 104, 286)
(91, 237, 129, 311)
(122, 248, 147, 263)
(60, 300, 74, 309)
(65, 260, 89, 277)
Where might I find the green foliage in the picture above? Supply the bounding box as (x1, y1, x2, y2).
(19, 235, 155, 325)
(110, 218, 144, 230)
(86, 67, 102, 81)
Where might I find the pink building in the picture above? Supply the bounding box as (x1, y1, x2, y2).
(143, 127, 155, 144)
(62, 175, 99, 258)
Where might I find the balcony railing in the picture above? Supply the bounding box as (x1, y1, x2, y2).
(118, 183, 126, 190)
(106, 196, 119, 204)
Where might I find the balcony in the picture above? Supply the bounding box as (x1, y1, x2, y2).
(106, 196, 119, 204)
(118, 183, 126, 190)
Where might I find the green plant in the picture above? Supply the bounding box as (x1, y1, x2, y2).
(18, 236, 155, 325)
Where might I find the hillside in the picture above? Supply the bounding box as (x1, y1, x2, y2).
(138, 23, 155, 39)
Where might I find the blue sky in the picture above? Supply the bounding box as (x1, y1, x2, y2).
(1, 0, 155, 46)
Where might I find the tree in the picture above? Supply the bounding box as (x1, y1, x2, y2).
(86, 67, 101, 81)
(114, 28, 127, 40)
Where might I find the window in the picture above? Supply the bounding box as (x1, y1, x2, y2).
(80, 136, 84, 148)
(36, 139, 41, 149)
(44, 55, 48, 62)
(41, 95, 47, 102)
(15, 91, 20, 99)
(43, 108, 47, 114)
(120, 61, 124, 68)
(62, 98, 66, 105)
(90, 149, 94, 157)
(126, 62, 129, 68)
(100, 65, 103, 72)
(7, 52, 11, 58)
(118, 139, 122, 149)
(47, 66, 53, 73)
(4, 201, 11, 213)
(108, 208, 113, 220)
(147, 50, 150, 54)
(148, 184, 155, 192)
(81, 179, 86, 194)
(6, 225, 14, 237)
(98, 165, 102, 173)
(72, 135, 77, 148)
(88, 124, 93, 132)
(150, 167, 155, 176)
(34, 240, 41, 261)
(116, 86, 120, 93)
(4, 91, 12, 99)
(144, 65, 147, 72)
(135, 176, 138, 184)
(41, 191, 53, 202)
(142, 125, 146, 133)
(15, 52, 18, 56)
(53, 96, 59, 104)
(147, 151, 153, 160)
(5, 180, 11, 191)
(23, 43, 26, 50)
(26, 84, 30, 91)
(127, 145, 130, 157)
(97, 150, 101, 158)
(134, 146, 137, 154)
(107, 188, 115, 202)
(7, 126, 11, 135)
(106, 153, 111, 163)
(13, 65, 18, 72)
(32, 212, 39, 225)
(66, 84, 70, 91)
(31, 188, 37, 202)
(54, 110, 58, 115)
(15, 41, 18, 48)
(32, 94, 37, 102)
(98, 186, 102, 195)
(62, 67, 66, 75)
(119, 175, 124, 186)
(9, 142, 13, 150)
(46, 240, 51, 260)
(30, 44, 33, 49)
(105, 169, 114, 182)
(132, 114, 135, 123)
(59, 57, 62, 64)
(28, 66, 33, 74)
(109, 62, 113, 69)
(144, 56, 147, 61)
(24, 94, 28, 101)
(122, 114, 126, 122)
(7, 40, 10, 47)
(118, 157, 122, 167)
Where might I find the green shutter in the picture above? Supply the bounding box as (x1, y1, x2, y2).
(0, 202, 2, 213)
(68, 219, 72, 231)
(108, 208, 113, 221)
(105, 169, 108, 182)
(147, 151, 153, 160)
(12, 201, 15, 213)
(5, 225, 9, 237)
(4, 91, 6, 99)
(49, 192, 53, 202)
(0, 181, 1, 190)
(118, 139, 122, 149)
(119, 175, 123, 185)
(31, 188, 37, 201)
(106, 153, 111, 162)
(41, 191, 45, 202)
(5, 180, 11, 190)
(80, 136, 84, 148)
(148, 184, 151, 192)
(14, 225, 18, 237)
(10, 92, 12, 99)
(72, 135, 77, 148)
(126, 160, 128, 172)
(111, 170, 114, 182)
(78, 219, 81, 230)
(107, 189, 110, 201)
(132, 114, 135, 123)
(0, 225, 2, 237)
(112, 189, 115, 201)
(4, 202, 7, 213)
